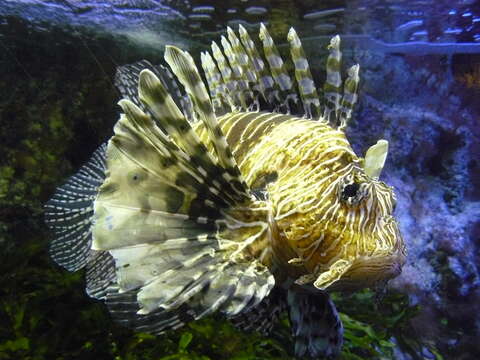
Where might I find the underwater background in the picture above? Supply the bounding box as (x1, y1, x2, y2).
(0, 0, 479, 359)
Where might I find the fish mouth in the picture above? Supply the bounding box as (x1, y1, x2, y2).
(325, 251, 406, 292)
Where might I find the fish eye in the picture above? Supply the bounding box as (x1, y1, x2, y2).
(339, 180, 366, 205)
(342, 183, 359, 199)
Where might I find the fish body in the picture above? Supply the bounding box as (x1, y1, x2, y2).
(197, 111, 404, 291)
(45, 24, 406, 359)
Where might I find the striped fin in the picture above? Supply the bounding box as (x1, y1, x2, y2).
(220, 35, 253, 109)
(200, 51, 230, 113)
(227, 27, 258, 96)
(136, 69, 239, 202)
(323, 35, 343, 124)
(93, 66, 275, 328)
(198, 25, 359, 125)
(164, 45, 248, 198)
(105, 286, 195, 334)
(115, 60, 194, 123)
(85, 250, 116, 299)
(230, 287, 286, 335)
(259, 23, 298, 112)
(287, 27, 321, 118)
(44, 144, 106, 271)
(287, 286, 343, 359)
(338, 64, 360, 129)
(107, 237, 273, 317)
(238, 24, 279, 107)
(211, 40, 237, 102)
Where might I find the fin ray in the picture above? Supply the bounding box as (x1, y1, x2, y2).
(287, 286, 343, 359)
(45, 144, 106, 271)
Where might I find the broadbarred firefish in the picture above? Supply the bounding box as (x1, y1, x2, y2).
(45, 24, 406, 359)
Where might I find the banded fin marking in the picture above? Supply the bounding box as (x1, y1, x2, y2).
(323, 35, 343, 124)
(220, 34, 253, 109)
(238, 24, 279, 107)
(287, 27, 321, 118)
(164, 46, 248, 200)
(200, 51, 230, 113)
(287, 286, 343, 359)
(259, 23, 298, 111)
(230, 287, 286, 334)
(93, 64, 275, 330)
(211, 40, 239, 106)
(115, 60, 194, 123)
(85, 250, 116, 299)
(44, 144, 106, 271)
(226, 26, 258, 110)
(136, 70, 237, 200)
(118, 93, 239, 208)
(105, 286, 195, 334)
(198, 25, 359, 125)
(338, 64, 360, 129)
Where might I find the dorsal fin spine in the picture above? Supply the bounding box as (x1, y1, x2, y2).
(338, 64, 360, 130)
(259, 23, 298, 110)
(199, 25, 360, 128)
(220, 35, 248, 108)
(211, 41, 239, 109)
(200, 52, 230, 111)
(221, 34, 254, 109)
(164, 46, 249, 201)
(323, 35, 343, 125)
(238, 24, 279, 106)
(287, 27, 321, 119)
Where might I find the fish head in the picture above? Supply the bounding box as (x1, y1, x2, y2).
(269, 131, 406, 291)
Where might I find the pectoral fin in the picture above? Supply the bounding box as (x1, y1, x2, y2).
(287, 285, 343, 359)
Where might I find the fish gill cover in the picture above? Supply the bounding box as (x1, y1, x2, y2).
(0, 1, 479, 360)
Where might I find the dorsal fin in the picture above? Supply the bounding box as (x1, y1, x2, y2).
(339, 64, 360, 129)
(259, 23, 298, 111)
(287, 27, 321, 118)
(115, 60, 194, 123)
(323, 35, 343, 123)
(220, 34, 253, 109)
(164, 45, 248, 199)
(200, 51, 230, 113)
(238, 24, 280, 107)
(197, 24, 360, 128)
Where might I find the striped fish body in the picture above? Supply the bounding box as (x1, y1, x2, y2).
(196, 111, 405, 290)
(45, 24, 406, 359)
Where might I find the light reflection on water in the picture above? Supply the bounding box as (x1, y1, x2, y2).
(0, 0, 479, 51)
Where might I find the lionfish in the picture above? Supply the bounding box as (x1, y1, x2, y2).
(45, 24, 406, 359)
